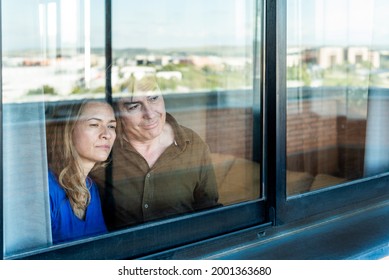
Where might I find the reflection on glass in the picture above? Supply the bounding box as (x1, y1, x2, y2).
(287, 0, 389, 196)
(107, 0, 262, 228)
(112, 0, 256, 94)
(2, 0, 105, 257)
(2, 0, 105, 104)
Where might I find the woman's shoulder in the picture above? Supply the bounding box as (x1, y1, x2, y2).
(87, 178, 101, 198)
(48, 170, 59, 188)
(48, 170, 66, 198)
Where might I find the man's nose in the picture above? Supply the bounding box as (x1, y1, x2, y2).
(142, 104, 154, 118)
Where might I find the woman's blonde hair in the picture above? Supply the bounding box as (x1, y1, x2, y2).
(47, 99, 110, 219)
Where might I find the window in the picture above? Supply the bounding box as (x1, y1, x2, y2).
(2, 0, 106, 258)
(286, 0, 389, 196)
(110, 0, 261, 213)
(1, 0, 264, 259)
(2, 0, 389, 261)
(279, 0, 389, 224)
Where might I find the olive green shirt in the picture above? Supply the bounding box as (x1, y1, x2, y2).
(92, 113, 219, 230)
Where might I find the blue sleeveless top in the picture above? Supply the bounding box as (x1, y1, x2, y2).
(48, 170, 107, 244)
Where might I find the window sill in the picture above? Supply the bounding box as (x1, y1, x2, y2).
(141, 197, 389, 260)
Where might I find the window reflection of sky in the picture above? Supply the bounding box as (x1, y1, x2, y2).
(288, 0, 389, 46)
(4, 0, 389, 50)
(3, 0, 254, 50)
(112, 0, 254, 49)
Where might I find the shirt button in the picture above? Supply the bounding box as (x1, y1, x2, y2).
(146, 173, 151, 178)
(144, 204, 149, 209)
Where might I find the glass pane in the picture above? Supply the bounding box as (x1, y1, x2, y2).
(2, 0, 105, 257)
(95, 0, 262, 230)
(286, 0, 389, 196)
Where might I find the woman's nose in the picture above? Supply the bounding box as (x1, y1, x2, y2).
(101, 126, 113, 139)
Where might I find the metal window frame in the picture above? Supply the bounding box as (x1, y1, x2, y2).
(3, 0, 389, 260)
(0, 0, 4, 260)
(273, 0, 389, 224)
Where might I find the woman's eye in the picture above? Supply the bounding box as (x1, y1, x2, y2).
(108, 124, 117, 129)
(89, 123, 99, 127)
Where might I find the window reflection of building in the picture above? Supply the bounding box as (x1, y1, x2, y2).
(318, 47, 344, 68)
(287, 46, 383, 70)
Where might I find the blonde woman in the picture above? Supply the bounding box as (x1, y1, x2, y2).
(47, 100, 116, 243)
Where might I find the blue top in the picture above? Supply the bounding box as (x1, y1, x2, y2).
(48, 170, 107, 244)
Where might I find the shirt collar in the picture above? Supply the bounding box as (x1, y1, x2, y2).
(165, 112, 190, 152)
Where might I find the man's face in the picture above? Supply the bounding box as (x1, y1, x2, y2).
(118, 94, 166, 143)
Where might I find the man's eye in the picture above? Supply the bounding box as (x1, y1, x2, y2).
(127, 104, 140, 111)
(148, 96, 159, 102)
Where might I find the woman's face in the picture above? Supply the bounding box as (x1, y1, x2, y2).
(118, 94, 166, 143)
(72, 102, 117, 173)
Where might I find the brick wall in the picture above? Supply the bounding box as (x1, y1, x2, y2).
(286, 98, 366, 178)
(175, 97, 366, 179)
(206, 107, 253, 159)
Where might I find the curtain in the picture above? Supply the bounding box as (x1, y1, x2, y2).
(3, 102, 52, 257)
(364, 90, 389, 176)
(363, 0, 389, 176)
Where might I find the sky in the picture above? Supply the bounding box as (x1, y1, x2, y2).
(287, 0, 389, 47)
(2, 0, 254, 51)
(2, 0, 389, 52)
(110, 0, 254, 49)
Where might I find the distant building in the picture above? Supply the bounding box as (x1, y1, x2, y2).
(156, 71, 182, 80)
(347, 47, 380, 68)
(287, 46, 382, 69)
(287, 48, 303, 67)
(318, 47, 344, 68)
(22, 58, 50, 66)
(172, 57, 193, 65)
(135, 55, 172, 66)
(120, 66, 156, 80)
(223, 57, 249, 71)
(189, 55, 224, 70)
(379, 51, 389, 67)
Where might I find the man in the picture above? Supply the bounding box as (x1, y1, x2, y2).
(92, 75, 219, 230)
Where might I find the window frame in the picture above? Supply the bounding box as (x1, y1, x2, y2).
(0, 0, 4, 259)
(275, 0, 389, 224)
(3, 0, 389, 260)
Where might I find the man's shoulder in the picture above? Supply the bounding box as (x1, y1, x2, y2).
(166, 113, 210, 152)
(178, 123, 206, 143)
(179, 123, 197, 136)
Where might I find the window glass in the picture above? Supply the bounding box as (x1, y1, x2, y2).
(104, 0, 262, 230)
(287, 0, 389, 196)
(2, 0, 262, 257)
(3, 0, 50, 257)
(2, 0, 105, 257)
